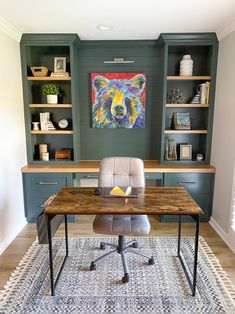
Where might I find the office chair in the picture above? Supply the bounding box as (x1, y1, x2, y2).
(90, 157, 155, 283)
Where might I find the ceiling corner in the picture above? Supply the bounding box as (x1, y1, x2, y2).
(217, 18, 235, 41)
(0, 17, 22, 42)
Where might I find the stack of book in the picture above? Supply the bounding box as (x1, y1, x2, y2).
(40, 112, 55, 130)
(199, 81, 210, 104)
(50, 72, 69, 78)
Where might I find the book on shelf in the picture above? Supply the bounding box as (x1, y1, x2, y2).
(39, 112, 55, 130)
(50, 72, 69, 77)
(173, 112, 191, 130)
(199, 81, 210, 104)
(40, 112, 50, 130)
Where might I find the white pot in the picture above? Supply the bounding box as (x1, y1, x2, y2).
(47, 94, 58, 104)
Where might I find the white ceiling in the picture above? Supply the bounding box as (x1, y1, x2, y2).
(0, 0, 235, 40)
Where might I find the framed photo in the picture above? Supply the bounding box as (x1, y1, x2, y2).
(180, 144, 192, 160)
(54, 57, 66, 73)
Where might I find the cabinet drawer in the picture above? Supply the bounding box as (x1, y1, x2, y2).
(75, 172, 163, 180)
(164, 173, 213, 194)
(31, 175, 69, 196)
(75, 173, 99, 180)
(145, 173, 163, 180)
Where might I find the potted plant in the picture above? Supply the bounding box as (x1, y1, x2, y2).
(42, 83, 61, 104)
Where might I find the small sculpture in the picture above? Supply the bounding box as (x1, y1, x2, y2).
(190, 93, 200, 104)
(167, 89, 186, 104)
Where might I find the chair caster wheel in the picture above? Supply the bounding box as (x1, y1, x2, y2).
(90, 261, 96, 270)
(132, 241, 138, 248)
(100, 244, 105, 250)
(148, 256, 155, 265)
(122, 273, 129, 283)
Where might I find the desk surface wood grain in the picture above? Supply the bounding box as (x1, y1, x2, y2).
(44, 187, 203, 216)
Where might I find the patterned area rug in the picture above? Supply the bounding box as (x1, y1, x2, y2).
(0, 237, 235, 313)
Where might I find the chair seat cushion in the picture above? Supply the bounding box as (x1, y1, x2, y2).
(93, 214, 150, 236)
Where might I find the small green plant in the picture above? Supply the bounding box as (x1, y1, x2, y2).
(42, 83, 61, 95)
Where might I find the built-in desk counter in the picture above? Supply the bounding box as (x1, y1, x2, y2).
(21, 161, 216, 223)
(21, 160, 216, 173)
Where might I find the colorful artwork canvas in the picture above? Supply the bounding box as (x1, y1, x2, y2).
(91, 73, 146, 128)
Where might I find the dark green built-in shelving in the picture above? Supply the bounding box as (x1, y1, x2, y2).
(20, 34, 81, 164)
(20, 33, 218, 165)
(159, 33, 218, 164)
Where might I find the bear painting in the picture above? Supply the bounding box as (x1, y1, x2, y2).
(91, 73, 146, 128)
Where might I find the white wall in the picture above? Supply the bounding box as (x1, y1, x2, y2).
(211, 30, 235, 251)
(0, 29, 27, 254)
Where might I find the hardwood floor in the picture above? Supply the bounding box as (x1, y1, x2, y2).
(0, 216, 235, 290)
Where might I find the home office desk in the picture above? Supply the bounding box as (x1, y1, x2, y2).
(44, 187, 203, 296)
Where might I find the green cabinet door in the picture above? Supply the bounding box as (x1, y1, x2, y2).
(22, 173, 74, 222)
(161, 173, 214, 222)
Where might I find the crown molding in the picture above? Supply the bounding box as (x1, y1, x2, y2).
(0, 17, 21, 42)
(217, 18, 235, 41)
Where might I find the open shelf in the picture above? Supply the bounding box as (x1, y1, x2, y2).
(165, 103, 209, 108)
(167, 76, 211, 81)
(165, 130, 208, 134)
(27, 76, 71, 81)
(31, 130, 73, 134)
(29, 104, 72, 108)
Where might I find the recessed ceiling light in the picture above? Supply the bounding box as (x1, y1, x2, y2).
(97, 24, 113, 31)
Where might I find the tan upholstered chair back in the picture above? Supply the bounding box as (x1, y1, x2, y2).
(98, 157, 145, 188)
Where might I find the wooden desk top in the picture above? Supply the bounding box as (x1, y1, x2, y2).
(44, 187, 203, 216)
(21, 160, 216, 173)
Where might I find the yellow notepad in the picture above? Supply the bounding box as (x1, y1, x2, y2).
(110, 186, 132, 196)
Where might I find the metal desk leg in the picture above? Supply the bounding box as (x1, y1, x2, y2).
(192, 215, 200, 296)
(47, 214, 69, 296)
(65, 214, 68, 256)
(177, 214, 200, 296)
(47, 214, 54, 296)
(177, 215, 182, 257)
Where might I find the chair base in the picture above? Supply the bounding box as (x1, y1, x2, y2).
(90, 235, 155, 283)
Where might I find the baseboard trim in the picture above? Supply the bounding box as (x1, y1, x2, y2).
(0, 219, 27, 255)
(210, 217, 235, 253)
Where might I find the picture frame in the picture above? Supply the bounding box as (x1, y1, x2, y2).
(165, 138, 177, 160)
(173, 112, 191, 130)
(54, 57, 66, 73)
(180, 144, 192, 160)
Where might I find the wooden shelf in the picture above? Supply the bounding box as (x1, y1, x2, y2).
(165, 103, 209, 108)
(164, 130, 208, 134)
(31, 130, 73, 134)
(27, 76, 71, 81)
(167, 76, 211, 81)
(29, 104, 72, 108)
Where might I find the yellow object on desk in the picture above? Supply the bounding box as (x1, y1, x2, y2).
(110, 186, 132, 196)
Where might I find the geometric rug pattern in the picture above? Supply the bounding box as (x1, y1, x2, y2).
(0, 237, 235, 313)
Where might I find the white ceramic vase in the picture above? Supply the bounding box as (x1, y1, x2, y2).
(47, 94, 58, 104)
(180, 55, 193, 76)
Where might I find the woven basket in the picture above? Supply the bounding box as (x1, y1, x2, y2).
(30, 66, 48, 77)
